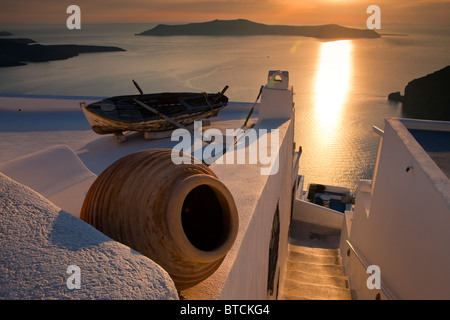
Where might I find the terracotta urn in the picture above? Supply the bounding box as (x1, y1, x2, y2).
(80, 148, 239, 290)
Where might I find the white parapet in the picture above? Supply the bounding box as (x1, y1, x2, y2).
(179, 70, 296, 299)
(0, 145, 97, 218)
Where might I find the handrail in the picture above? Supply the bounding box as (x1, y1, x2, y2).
(372, 125, 384, 137)
(345, 240, 394, 300)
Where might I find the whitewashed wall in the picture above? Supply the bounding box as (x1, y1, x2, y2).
(340, 118, 450, 299)
(181, 71, 296, 299)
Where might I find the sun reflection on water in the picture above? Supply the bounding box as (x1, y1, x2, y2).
(314, 40, 353, 135)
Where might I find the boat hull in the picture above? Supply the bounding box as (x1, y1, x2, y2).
(81, 91, 228, 134)
(81, 105, 223, 134)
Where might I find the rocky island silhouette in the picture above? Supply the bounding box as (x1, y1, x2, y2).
(389, 65, 450, 121)
(136, 19, 381, 39)
(0, 36, 125, 68)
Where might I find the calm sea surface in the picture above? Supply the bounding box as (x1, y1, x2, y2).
(1, 23, 449, 191)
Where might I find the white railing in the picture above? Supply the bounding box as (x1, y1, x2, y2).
(345, 240, 395, 300)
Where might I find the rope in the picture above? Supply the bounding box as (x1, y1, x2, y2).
(202, 92, 214, 110)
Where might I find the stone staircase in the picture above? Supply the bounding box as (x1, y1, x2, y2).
(278, 220, 353, 300)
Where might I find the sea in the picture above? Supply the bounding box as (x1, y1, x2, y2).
(1, 22, 450, 191)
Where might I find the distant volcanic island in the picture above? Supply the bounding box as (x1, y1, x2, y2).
(388, 65, 450, 121)
(136, 19, 381, 39)
(0, 36, 125, 68)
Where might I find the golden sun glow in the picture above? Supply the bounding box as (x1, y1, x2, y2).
(314, 40, 353, 132)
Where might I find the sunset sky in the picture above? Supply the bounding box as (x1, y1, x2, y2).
(1, 0, 450, 27)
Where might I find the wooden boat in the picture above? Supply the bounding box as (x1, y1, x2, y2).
(80, 84, 229, 139)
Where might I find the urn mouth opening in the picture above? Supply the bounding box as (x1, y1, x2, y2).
(181, 184, 226, 251)
(168, 174, 238, 262)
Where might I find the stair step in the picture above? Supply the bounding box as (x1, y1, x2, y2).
(288, 244, 340, 257)
(278, 293, 313, 300)
(281, 279, 352, 300)
(289, 250, 341, 265)
(285, 270, 349, 289)
(281, 221, 352, 300)
(287, 260, 346, 277)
